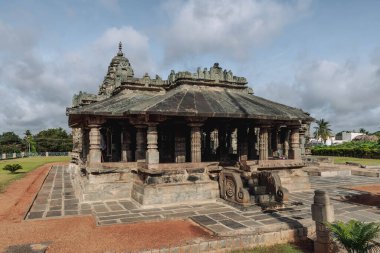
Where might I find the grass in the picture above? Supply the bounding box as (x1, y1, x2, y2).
(312, 155, 380, 166)
(232, 243, 305, 253)
(330, 156, 380, 166)
(0, 156, 70, 192)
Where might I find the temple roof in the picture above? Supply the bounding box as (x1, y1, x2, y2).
(69, 85, 312, 121)
(68, 43, 313, 123)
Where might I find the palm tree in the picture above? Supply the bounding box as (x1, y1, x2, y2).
(314, 118, 332, 143)
(327, 220, 380, 253)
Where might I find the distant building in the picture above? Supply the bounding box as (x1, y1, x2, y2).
(341, 132, 364, 142)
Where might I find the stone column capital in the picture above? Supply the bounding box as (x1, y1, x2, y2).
(86, 116, 105, 126)
(88, 124, 101, 129)
(135, 124, 147, 129)
(289, 125, 301, 130)
(188, 122, 203, 128)
(147, 122, 159, 127)
(258, 125, 271, 130)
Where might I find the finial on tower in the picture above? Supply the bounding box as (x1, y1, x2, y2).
(117, 41, 123, 56)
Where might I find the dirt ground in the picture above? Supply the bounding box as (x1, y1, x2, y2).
(344, 184, 380, 207)
(349, 184, 380, 194)
(0, 163, 212, 253)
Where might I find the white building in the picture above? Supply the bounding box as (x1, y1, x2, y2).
(341, 132, 364, 142)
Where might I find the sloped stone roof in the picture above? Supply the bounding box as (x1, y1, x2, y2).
(69, 85, 312, 121)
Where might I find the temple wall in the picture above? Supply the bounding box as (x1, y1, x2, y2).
(132, 181, 219, 207)
(69, 163, 134, 202)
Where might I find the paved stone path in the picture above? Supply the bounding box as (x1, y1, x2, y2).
(26, 165, 380, 236)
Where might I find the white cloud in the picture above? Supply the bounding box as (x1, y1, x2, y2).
(162, 0, 311, 62)
(257, 54, 380, 133)
(0, 23, 155, 135)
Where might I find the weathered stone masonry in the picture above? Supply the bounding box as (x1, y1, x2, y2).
(67, 43, 313, 207)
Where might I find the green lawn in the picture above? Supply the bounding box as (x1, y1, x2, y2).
(232, 244, 304, 253)
(329, 156, 380, 166)
(0, 156, 70, 192)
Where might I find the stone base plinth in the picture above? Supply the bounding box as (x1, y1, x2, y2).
(70, 163, 134, 202)
(69, 162, 220, 206)
(273, 169, 311, 192)
(131, 180, 219, 207)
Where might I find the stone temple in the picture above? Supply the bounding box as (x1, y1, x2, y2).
(67, 43, 313, 208)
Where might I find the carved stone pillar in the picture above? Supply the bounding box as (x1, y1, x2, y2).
(275, 127, 283, 157)
(231, 128, 237, 154)
(283, 129, 290, 158)
(299, 125, 306, 156)
(268, 130, 272, 156)
(72, 128, 83, 152)
(135, 125, 147, 161)
(121, 127, 133, 162)
(175, 128, 186, 163)
(289, 126, 301, 160)
(146, 123, 159, 164)
(259, 126, 269, 160)
(190, 123, 202, 163)
(88, 124, 101, 164)
(312, 190, 335, 253)
(237, 126, 248, 161)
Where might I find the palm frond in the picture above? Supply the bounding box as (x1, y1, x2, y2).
(327, 220, 380, 253)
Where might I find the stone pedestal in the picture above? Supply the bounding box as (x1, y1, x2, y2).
(146, 123, 159, 164)
(311, 190, 335, 253)
(259, 127, 269, 160)
(88, 125, 101, 164)
(1, 153, 5, 159)
(121, 128, 133, 162)
(190, 123, 202, 163)
(289, 126, 301, 160)
(135, 125, 147, 161)
(175, 128, 186, 163)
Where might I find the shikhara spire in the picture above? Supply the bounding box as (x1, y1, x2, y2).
(117, 41, 123, 56)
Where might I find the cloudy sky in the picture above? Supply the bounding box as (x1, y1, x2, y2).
(1, 0, 380, 136)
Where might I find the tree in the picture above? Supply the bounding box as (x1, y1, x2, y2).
(0, 132, 23, 153)
(23, 130, 36, 153)
(327, 220, 380, 253)
(359, 128, 369, 135)
(34, 128, 72, 152)
(314, 119, 332, 144)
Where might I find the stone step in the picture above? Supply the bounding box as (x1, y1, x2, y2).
(251, 194, 273, 204)
(250, 186, 267, 195)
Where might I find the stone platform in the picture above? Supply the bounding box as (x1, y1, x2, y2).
(26, 165, 380, 238)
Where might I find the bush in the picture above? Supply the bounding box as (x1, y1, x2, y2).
(3, 164, 23, 174)
(327, 220, 380, 253)
(311, 141, 380, 158)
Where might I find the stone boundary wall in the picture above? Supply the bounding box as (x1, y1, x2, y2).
(136, 226, 313, 253)
(0, 152, 70, 160)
